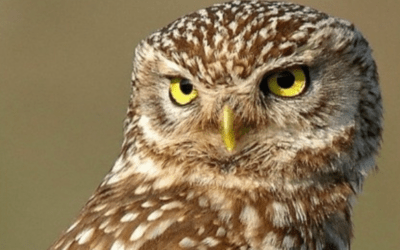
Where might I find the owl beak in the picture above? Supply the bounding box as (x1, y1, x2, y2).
(221, 105, 236, 152)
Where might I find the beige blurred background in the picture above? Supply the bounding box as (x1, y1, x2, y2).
(0, 0, 399, 249)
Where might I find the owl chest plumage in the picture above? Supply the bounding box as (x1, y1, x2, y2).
(51, 169, 353, 250)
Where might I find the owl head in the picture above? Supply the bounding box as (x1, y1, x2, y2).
(117, 0, 382, 196)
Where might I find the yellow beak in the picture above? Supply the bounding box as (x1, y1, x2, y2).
(221, 105, 236, 152)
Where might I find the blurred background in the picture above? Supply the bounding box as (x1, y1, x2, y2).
(1, 0, 399, 249)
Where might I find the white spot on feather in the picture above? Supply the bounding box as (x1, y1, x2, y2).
(198, 196, 209, 207)
(106, 173, 121, 185)
(262, 232, 278, 248)
(218, 210, 233, 224)
(198, 226, 205, 235)
(104, 208, 118, 216)
(141, 200, 156, 208)
(228, 21, 238, 34)
(216, 227, 226, 237)
(239, 205, 260, 228)
(147, 219, 175, 239)
(153, 175, 176, 190)
(202, 237, 220, 247)
(147, 210, 163, 221)
(179, 237, 197, 248)
(128, 154, 160, 178)
(272, 202, 291, 227)
(135, 185, 150, 195)
(104, 224, 117, 234)
(99, 218, 111, 230)
(53, 239, 65, 249)
(61, 240, 72, 250)
(106, 154, 161, 185)
(121, 212, 139, 222)
(130, 223, 150, 241)
(93, 204, 107, 212)
(293, 201, 307, 222)
(111, 156, 125, 172)
(186, 191, 195, 200)
(110, 240, 126, 250)
(282, 235, 296, 248)
(159, 195, 172, 200)
(66, 220, 79, 233)
(138, 115, 163, 143)
(76, 228, 94, 245)
(161, 201, 183, 210)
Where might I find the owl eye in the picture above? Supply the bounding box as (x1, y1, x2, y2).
(169, 78, 198, 105)
(260, 66, 308, 97)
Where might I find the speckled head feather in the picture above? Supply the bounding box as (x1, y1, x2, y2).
(49, 1, 382, 250)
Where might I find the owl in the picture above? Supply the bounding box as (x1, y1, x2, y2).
(48, 1, 382, 250)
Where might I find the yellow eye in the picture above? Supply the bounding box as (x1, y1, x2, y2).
(169, 78, 198, 105)
(266, 66, 307, 97)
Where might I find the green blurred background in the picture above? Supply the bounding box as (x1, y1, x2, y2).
(0, 0, 399, 249)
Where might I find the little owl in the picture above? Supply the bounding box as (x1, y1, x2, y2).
(48, 1, 382, 249)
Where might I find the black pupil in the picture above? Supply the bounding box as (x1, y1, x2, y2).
(180, 79, 193, 94)
(276, 71, 295, 89)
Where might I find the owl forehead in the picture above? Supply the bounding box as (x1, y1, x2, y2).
(138, 1, 355, 86)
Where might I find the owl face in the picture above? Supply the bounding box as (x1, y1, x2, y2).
(126, 1, 381, 191)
